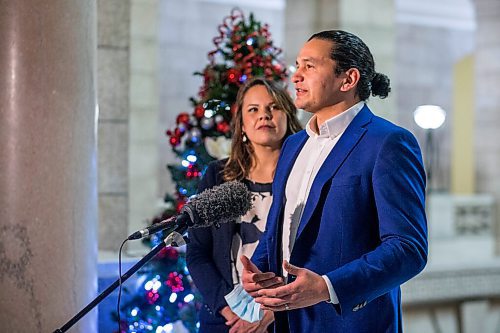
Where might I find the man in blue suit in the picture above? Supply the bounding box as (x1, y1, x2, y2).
(241, 30, 428, 332)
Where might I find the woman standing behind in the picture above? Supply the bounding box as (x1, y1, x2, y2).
(186, 78, 302, 333)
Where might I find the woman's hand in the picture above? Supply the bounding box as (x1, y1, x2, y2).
(226, 309, 274, 333)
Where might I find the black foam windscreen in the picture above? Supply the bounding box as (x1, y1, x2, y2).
(183, 180, 253, 227)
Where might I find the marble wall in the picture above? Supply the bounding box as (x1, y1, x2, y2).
(128, 0, 161, 254)
(98, 0, 131, 251)
(474, 0, 500, 254)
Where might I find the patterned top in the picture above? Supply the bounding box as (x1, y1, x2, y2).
(230, 179, 273, 285)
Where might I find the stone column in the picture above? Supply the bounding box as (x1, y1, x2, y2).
(128, 0, 160, 254)
(97, 0, 131, 252)
(0, 1, 98, 332)
(284, 0, 337, 67)
(474, 0, 500, 254)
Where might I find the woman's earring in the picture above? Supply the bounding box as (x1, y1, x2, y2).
(242, 133, 248, 143)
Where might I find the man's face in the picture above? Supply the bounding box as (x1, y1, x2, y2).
(292, 38, 345, 113)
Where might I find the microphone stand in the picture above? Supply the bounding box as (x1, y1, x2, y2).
(53, 225, 188, 333)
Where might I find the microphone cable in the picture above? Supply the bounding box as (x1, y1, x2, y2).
(116, 238, 127, 333)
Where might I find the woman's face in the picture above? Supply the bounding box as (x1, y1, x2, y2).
(241, 85, 288, 150)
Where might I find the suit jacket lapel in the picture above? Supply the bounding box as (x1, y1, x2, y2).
(295, 106, 373, 240)
(269, 131, 308, 271)
(272, 131, 308, 208)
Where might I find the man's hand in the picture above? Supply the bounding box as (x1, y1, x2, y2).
(240, 255, 283, 297)
(254, 260, 330, 311)
(225, 310, 274, 333)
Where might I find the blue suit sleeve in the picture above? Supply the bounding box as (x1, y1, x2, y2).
(326, 129, 428, 314)
(250, 225, 270, 273)
(186, 161, 233, 314)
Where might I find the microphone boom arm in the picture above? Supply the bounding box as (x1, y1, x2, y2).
(53, 224, 188, 333)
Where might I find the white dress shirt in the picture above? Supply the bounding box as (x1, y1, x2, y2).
(281, 101, 365, 304)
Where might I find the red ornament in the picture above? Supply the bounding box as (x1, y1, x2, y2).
(158, 246, 179, 260)
(186, 165, 200, 179)
(169, 136, 180, 146)
(157, 247, 167, 259)
(176, 113, 190, 125)
(174, 127, 183, 137)
(146, 290, 160, 304)
(194, 105, 205, 118)
(216, 121, 231, 134)
(176, 200, 185, 213)
(166, 247, 179, 260)
(227, 68, 241, 84)
(166, 272, 184, 293)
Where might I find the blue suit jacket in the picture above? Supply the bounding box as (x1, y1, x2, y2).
(252, 105, 428, 333)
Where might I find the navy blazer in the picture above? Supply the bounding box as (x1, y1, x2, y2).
(252, 105, 428, 333)
(186, 160, 237, 332)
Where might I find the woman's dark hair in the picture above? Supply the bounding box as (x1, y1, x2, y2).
(308, 30, 391, 101)
(223, 77, 302, 181)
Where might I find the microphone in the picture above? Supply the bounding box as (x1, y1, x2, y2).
(127, 181, 253, 240)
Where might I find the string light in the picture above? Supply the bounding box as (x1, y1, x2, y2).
(184, 294, 195, 303)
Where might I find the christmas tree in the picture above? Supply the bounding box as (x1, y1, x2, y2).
(117, 8, 288, 332)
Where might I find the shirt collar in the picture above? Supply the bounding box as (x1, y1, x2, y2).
(305, 101, 365, 139)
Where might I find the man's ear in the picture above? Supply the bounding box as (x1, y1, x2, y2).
(340, 68, 360, 92)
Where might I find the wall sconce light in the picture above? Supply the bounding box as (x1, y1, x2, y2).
(414, 105, 446, 192)
(414, 105, 446, 130)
